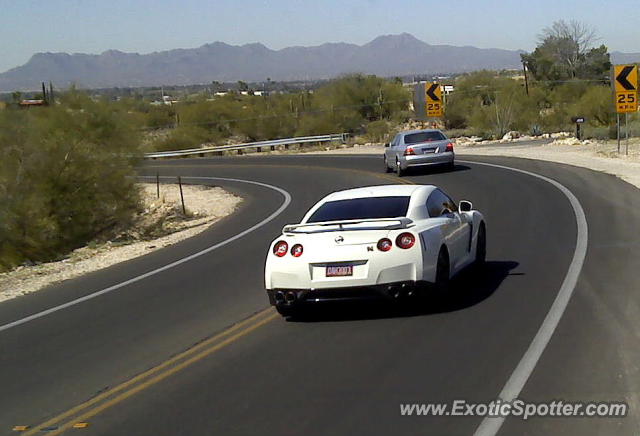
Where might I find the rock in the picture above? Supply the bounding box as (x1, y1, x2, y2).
(502, 131, 521, 141)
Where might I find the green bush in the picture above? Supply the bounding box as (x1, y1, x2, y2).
(0, 91, 142, 271)
(364, 120, 391, 142)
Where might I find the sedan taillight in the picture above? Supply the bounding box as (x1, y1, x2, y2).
(273, 241, 288, 257)
(396, 233, 415, 249)
(445, 142, 454, 152)
(404, 147, 415, 156)
(377, 238, 393, 252)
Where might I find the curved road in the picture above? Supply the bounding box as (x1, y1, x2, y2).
(1, 154, 639, 435)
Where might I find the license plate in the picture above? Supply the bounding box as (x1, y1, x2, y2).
(326, 265, 353, 277)
(422, 148, 436, 154)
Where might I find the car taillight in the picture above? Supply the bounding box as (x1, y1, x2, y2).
(377, 238, 392, 252)
(291, 244, 303, 257)
(403, 147, 415, 156)
(396, 232, 415, 249)
(273, 241, 288, 257)
(445, 142, 454, 152)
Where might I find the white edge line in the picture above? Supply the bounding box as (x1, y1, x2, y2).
(0, 176, 292, 333)
(457, 160, 589, 436)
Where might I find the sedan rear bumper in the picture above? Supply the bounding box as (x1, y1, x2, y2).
(401, 151, 454, 169)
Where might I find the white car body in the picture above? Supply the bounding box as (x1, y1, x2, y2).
(264, 185, 485, 311)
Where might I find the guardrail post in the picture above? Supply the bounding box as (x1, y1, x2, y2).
(156, 172, 160, 199)
(271, 145, 275, 151)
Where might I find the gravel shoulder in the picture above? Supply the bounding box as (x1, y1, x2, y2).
(0, 183, 242, 303)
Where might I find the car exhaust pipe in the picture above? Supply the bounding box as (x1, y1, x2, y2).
(285, 291, 297, 303)
(274, 291, 285, 304)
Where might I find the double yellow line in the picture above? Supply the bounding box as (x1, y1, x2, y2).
(21, 308, 277, 435)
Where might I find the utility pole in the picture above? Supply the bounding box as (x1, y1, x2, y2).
(522, 61, 529, 96)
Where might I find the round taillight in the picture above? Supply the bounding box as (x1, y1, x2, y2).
(377, 238, 392, 252)
(396, 233, 415, 249)
(273, 241, 288, 257)
(291, 244, 303, 257)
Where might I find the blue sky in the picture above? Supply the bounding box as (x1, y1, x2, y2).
(1, 0, 637, 73)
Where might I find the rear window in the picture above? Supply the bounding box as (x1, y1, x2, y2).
(404, 131, 446, 144)
(307, 196, 411, 223)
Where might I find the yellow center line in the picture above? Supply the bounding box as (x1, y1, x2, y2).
(22, 308, 276, 436)
(47, 312, 279, 436)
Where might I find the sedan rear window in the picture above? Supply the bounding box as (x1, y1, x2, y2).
(307, 196, 411, 223)
(404, 131, 446, 144)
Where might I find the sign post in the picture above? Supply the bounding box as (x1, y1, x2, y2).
(425, 82, 444, 118)
(612, 65, 638, 153)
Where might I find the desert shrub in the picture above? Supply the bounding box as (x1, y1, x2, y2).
(0, 91, 142, 270)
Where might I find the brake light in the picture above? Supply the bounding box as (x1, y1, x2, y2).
(377, 238, 392, 252)
(291, 244, 303, 257)
(445, 142, 454, 152)
(403, 147, 415, 156)
(396, 233, 415, 249)
(273, 241, 288, 257)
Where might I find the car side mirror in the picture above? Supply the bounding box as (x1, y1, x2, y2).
(384, 143, 390, 148)
(459, 200, 473, 212)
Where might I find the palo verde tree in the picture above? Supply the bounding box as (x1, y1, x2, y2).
(522, 20, 611, 84)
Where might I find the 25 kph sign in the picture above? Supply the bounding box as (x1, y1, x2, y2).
(613, 65, 638, 113)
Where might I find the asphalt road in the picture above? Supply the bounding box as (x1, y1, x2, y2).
(1, 153, 639, 436)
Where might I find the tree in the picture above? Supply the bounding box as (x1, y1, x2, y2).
(522, 20, 610, 83)
(237, 81, 249, 92)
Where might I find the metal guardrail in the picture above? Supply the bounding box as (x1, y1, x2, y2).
(144, 133, 348, 159)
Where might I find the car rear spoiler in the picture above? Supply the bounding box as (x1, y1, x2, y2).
(283, 217, 414, 234)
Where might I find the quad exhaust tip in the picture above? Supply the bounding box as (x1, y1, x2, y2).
(275, 291, 285, 303)
(284, 291, 297, 303)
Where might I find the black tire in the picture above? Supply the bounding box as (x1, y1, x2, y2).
(435, 247, 450, 292)
(384, 156, 392, 173)
(275, 305, 297, 318)
(446, 161, 455, 170)
(396, 158, 404, 177)
(475, 222, 486, 266)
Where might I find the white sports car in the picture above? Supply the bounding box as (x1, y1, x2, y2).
(264, 184, 486, 317)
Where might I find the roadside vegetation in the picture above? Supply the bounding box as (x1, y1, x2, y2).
(0, 91, 142, 271)
(444, 20, 636, 140)
(131, 74, 412, 151)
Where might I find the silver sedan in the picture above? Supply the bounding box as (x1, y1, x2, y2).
(384, 129, 455, 176)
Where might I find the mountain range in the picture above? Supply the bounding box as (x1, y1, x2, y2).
(1, 33, 638, 91)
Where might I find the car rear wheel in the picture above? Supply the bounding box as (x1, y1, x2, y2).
(475, 222, 486, 266)
(435, 247, 450, 292)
